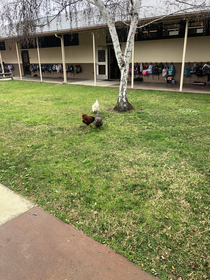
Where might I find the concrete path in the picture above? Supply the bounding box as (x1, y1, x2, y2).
(0, 183, 159, 280)
(10, 75, 210, 94)
(0, 183, 34, 226)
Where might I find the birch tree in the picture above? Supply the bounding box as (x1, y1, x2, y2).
(89, 0, 141, 111)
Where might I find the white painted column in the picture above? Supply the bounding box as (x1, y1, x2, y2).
(0, 51, 4, 74)
(131, 44, 134, 88)
(92, 32, 97, 86)
(36, 37, 42, 82)
(55, 34, 67, 83)
(61, 35, 67, 83)
(15, 41, 22, 80)
(180, 18, 189, 92)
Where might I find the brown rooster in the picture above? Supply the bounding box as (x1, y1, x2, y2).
(82, 112, 95, 126)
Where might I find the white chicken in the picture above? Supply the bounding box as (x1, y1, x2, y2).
(92, 100, 99, 113)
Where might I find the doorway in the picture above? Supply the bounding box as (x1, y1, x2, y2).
(96, 47, 108, 80)
(21, 50, 31, 76)
(108, 45, 120, 80)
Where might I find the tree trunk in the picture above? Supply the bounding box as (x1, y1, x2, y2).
(92, 0, 141, 112)
(114, 66, 133, 112)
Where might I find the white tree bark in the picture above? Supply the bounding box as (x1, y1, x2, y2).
(93, 0, 142, 111)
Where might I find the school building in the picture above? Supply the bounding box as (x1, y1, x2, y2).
(0, 5, 210, 91)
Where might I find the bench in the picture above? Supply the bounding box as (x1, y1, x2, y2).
(0, 71, 13, 80)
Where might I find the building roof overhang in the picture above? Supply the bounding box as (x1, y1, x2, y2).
(0, 8, 209, 41)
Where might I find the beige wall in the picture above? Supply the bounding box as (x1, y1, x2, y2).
(1, 41, 18, 63)
(65, 32, 92, 63)
(29, 47, 61, 64)
(95, 30, 107, 47)
(132, 36, 210, 63)
(28, 33, 92, 64)
(185, 36, 210, 62)
(134, 39, 183, 63)
(29, 30, 107, 64)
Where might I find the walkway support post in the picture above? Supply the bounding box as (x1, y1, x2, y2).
(55, 34, 67, 83)
(36, 37, 43, 82)
(131, 44, 134, 89)
(180, 18, 189, 92)
(92, 32, 97, 86)
(15, 41, 22, 80)
(0, 51, 5, 76)
(0, 51, 3, 72)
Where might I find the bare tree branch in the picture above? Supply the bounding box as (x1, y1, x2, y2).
(86, 0, 97, 5)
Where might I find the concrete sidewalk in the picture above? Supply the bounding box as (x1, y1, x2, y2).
(0, 183, 159, 280)
(11, 75, 210, 94)
(0, 183, 35, 226)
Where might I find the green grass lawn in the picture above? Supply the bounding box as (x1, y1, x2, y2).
(0, 80, 209, 280)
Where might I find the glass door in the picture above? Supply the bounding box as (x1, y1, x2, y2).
(96, 47, 108, 80)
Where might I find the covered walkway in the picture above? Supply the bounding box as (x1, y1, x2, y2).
(12, 75, 210, 95)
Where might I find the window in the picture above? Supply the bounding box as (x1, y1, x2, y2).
(21, 33, 79, 49)
(142, 26, 158, 39)
(64, 33, 79, 46)
(98, 65, 105, 75)
(21, 39, 36, 49)
(0, 41, 6, 50)
(162, 20, 185, 38)
(98, 50, 105, 62)
(106, 28, 128, 43)
(188, 20, 205, 37)
(38, 36, 61, 48)
(207, 20, 210, 35)
(135, 24, 162, 41)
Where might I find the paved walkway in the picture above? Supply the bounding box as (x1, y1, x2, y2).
(3, 75, 209, 94)
(0, 183, 159, 280)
